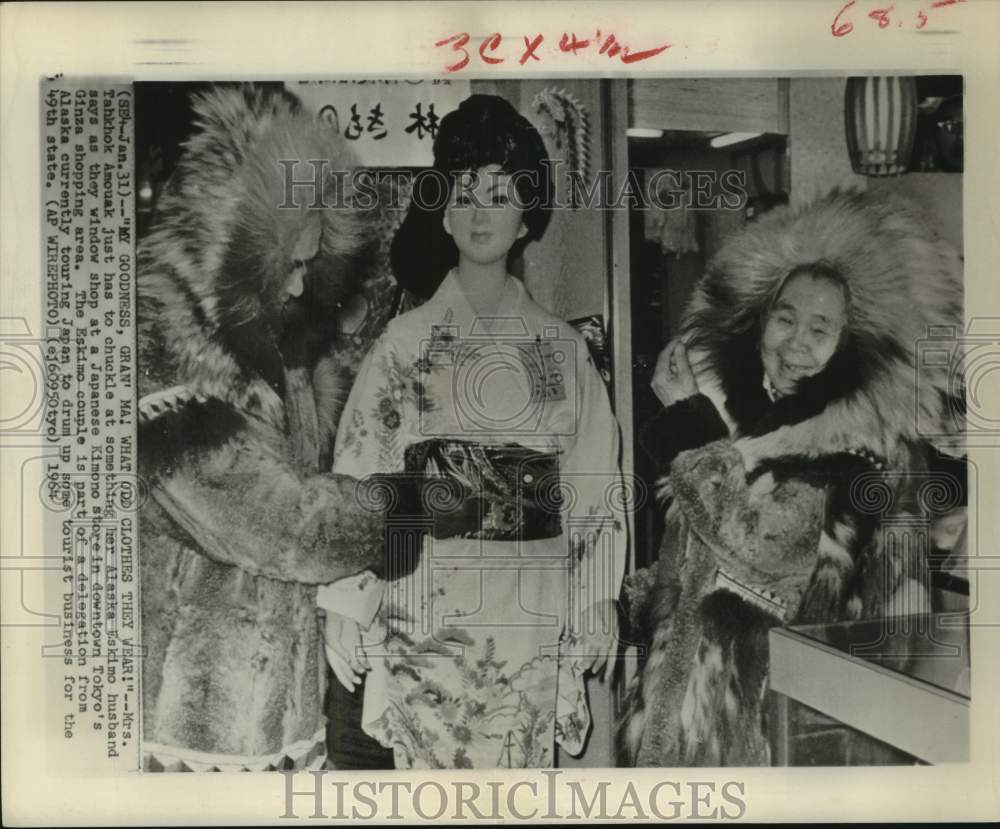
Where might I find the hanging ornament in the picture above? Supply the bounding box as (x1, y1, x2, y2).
(844, 76, 918, 176)
(530, 86, 592, 208)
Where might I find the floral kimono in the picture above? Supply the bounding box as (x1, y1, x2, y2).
(317, 270, 627, 769)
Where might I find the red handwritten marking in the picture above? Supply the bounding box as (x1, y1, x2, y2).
(519, 34, 544, 64)
(435, 33, 470, 72)
(559, 32, 590, 54)
(621, 43, 671, 63)
(479, 33, 504, 64)
(833, 0, 965, 36)
(598, 34, 623, 58)
(832, 0, 856, 36)
(868, 5, 894, 28)
(435, 29, 670, 70)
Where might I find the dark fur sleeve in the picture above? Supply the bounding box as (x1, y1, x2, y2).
(638, 394, 731, 475)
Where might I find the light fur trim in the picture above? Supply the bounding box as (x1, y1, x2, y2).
(682, 189, 963, 465)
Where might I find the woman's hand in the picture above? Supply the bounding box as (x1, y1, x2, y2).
(323, 611, 370, 692)
(650, 338, 699, 408)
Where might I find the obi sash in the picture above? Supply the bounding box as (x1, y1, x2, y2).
(403, 439, 563, 541)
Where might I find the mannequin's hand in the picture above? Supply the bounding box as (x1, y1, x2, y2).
(732, 437, 760, 475)
(323, 611, 370, 692)
(571, 599, 619, 681)
(651, 339, 699, 408)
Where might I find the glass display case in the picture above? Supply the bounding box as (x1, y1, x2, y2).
(768, 612, 970, 765)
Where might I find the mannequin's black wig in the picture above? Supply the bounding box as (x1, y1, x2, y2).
(390, 94, 552, 299)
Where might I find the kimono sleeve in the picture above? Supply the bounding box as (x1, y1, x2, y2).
(562, 337, 629, 622)
(316, 333, 410, 628)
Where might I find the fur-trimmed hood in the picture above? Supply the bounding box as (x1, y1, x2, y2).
(681, 188, 963, 467)
(138, 84, 371, 435)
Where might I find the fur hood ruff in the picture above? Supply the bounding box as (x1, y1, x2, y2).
(681, 189, 963, 467)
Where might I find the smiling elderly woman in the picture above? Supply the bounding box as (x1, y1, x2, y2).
(620, 188, 965, 767)
(759, 263, 848, 397)
(655, 260, 851, 418)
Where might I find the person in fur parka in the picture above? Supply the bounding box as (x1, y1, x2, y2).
(137, 85, 420, 770)
(619, 188, 964, 767)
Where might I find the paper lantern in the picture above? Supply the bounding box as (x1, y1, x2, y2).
(844, 76, 918, 176)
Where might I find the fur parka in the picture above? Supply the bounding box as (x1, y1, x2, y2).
(620, 189, 964, 767)
(138, 85, 397, 768)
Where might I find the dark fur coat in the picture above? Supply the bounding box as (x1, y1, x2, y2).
(620, 189, 964, 766)
(138, 86, 396, 765)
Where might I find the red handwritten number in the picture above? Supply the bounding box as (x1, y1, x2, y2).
(916, 9, 928, 27)
(869, 6, 894, 28)
(559, 32, 590, 54)
(832, 0, 856, 36)
(435, 32, 470, 73)
(479, 33, 504, 64)
(520, 34, 544, 64)
(435, 30, 674, 67)
(598, 34, 623, 58)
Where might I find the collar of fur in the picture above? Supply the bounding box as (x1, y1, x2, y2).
(137, 84, 370, 434)
(681, 189, 963, 467)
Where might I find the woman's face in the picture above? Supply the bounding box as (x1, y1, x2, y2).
(444, 163, 528, 267)
(760, 272, 847, 396)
